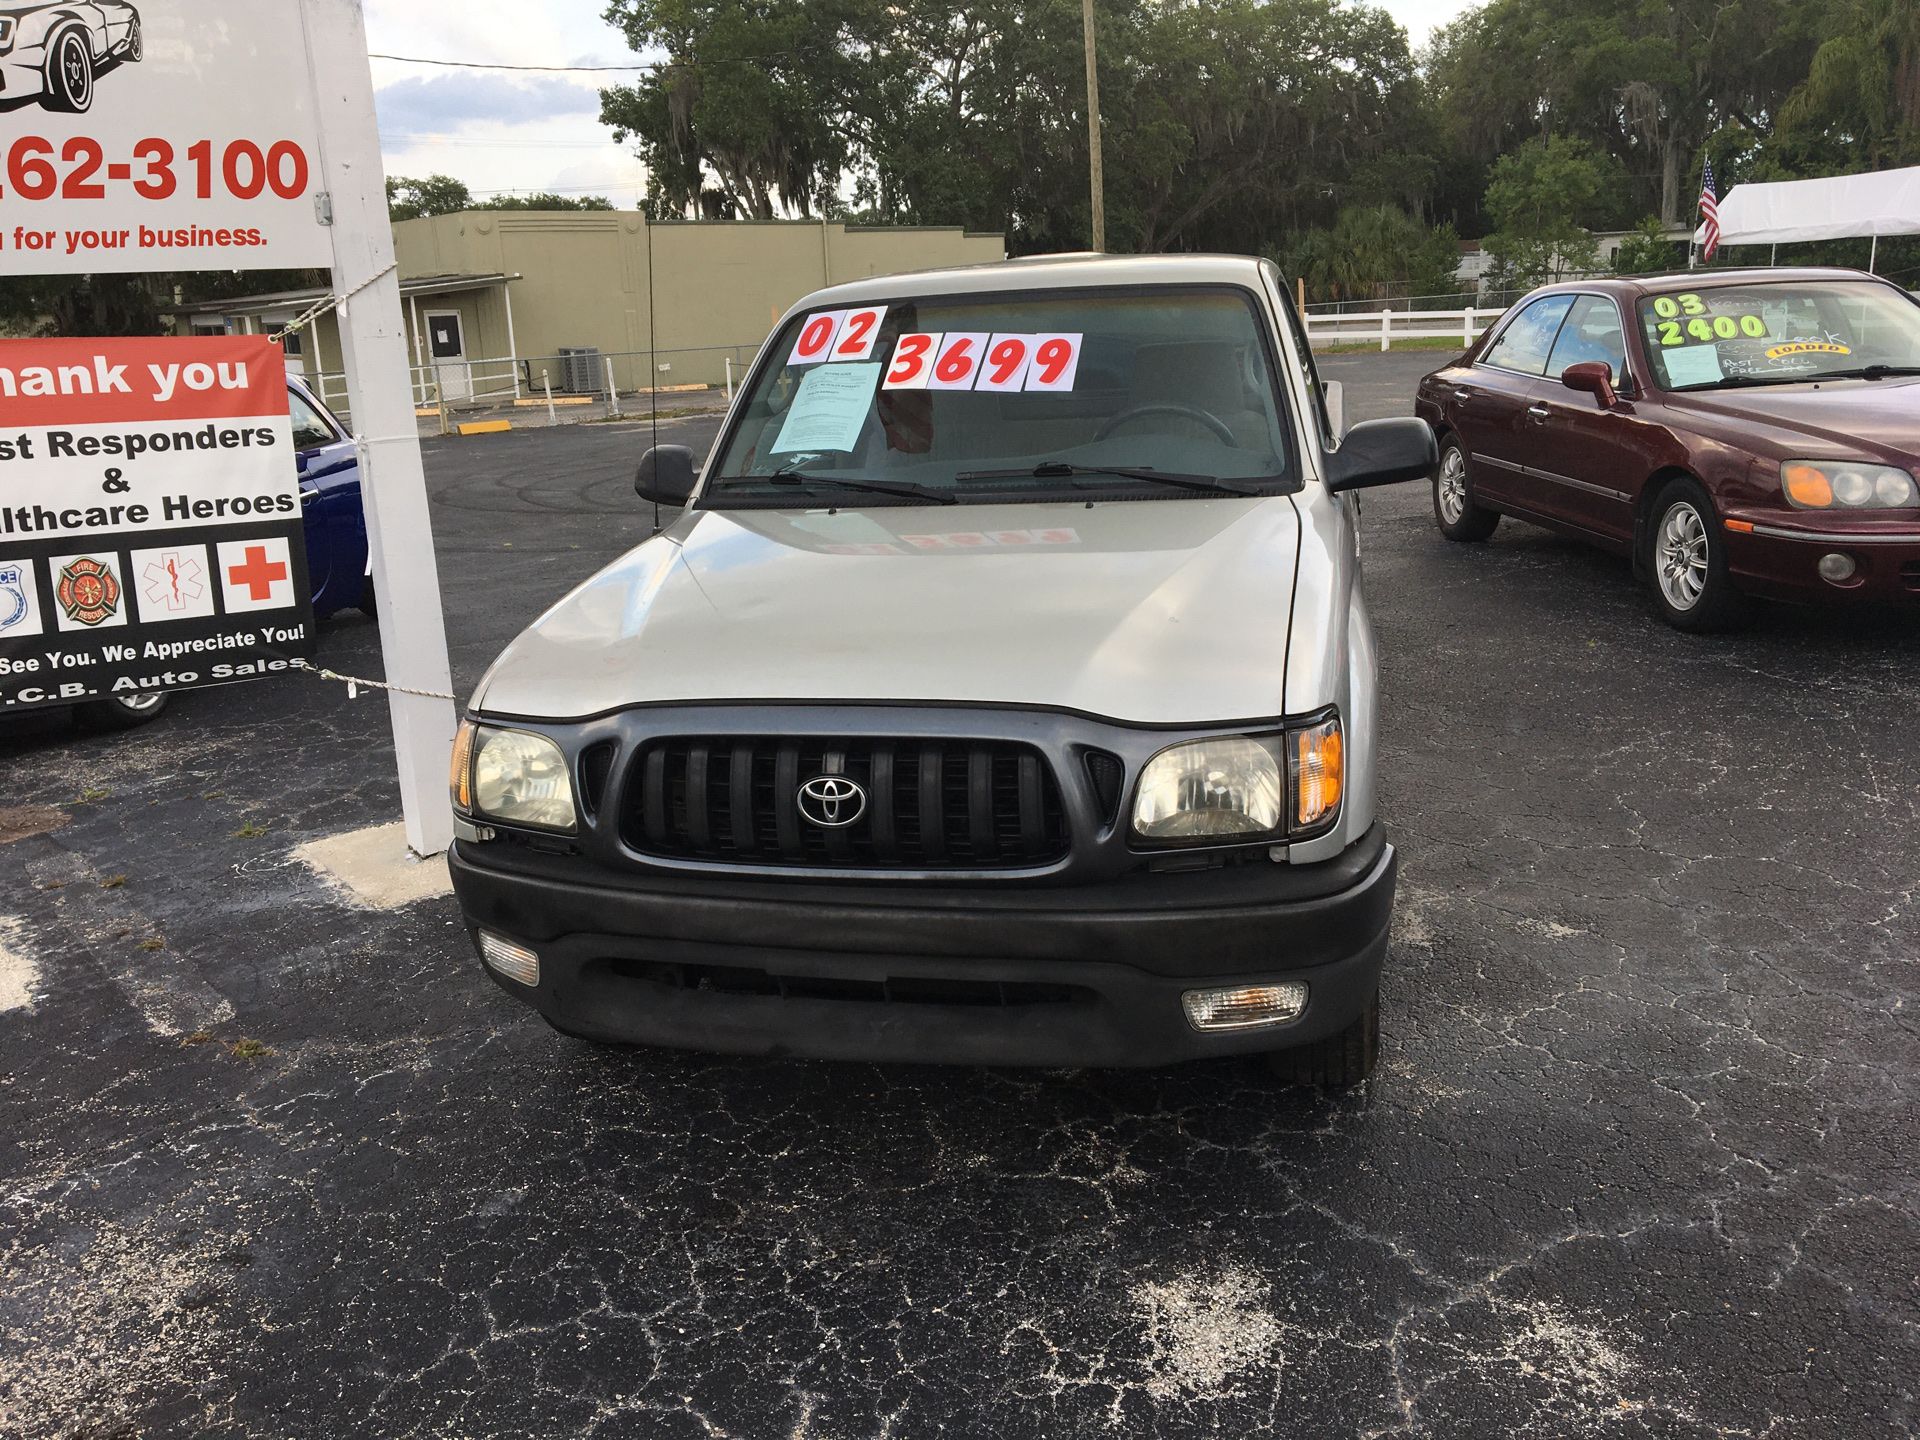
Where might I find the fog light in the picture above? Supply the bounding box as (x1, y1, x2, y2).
(1182, 982, 1308, 1032)
(478, 931, 540, 986)
(1817, 552, 1857, 584)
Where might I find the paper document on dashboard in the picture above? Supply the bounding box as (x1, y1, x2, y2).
(772, 363, 881, 454)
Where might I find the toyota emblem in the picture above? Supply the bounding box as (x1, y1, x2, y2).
(796, 775, 867, 828)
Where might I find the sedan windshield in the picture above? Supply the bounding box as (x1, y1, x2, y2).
(1635, 280, 1920, 391)
(707, 286, 1297, 506)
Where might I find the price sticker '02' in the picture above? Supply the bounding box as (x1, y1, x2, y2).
(831, 306, 888, 361)
(883, 332, 945, 389)
(789, 310, 848, 366)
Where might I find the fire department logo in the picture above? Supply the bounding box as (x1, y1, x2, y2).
(57, 557, 122, 627)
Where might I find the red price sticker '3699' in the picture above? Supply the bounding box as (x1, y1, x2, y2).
(884, 332, 1083, 392)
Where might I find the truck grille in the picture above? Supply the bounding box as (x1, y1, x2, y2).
(624, 737, 1071, 869)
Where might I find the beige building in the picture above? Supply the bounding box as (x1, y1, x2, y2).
(166, 214, 1005, 412)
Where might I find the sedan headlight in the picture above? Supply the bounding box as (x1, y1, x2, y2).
(455, 723, 577, 832)
(1782, 460, 1918, 510)
(1132, 716, 1344, 844)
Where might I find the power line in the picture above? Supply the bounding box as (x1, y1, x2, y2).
(369, 52, 656, 72)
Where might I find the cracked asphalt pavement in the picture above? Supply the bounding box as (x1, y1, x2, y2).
(2, 355, 1915, 1438)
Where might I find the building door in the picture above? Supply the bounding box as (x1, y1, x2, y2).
(425, 310, 470, 402)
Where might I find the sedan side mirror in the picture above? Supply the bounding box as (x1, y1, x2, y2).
(1561, 361, 1618, 409)
(636, 444, 698, 506)
(1324, 417, 1438, 493)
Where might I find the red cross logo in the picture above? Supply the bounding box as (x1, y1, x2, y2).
(226, 544, 288, 602)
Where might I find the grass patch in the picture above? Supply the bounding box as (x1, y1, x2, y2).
(230, 1037, 273, 1060)
(1315, 337, 1472, 354)
(180, 1031, 214, 1047)
(137, 937, 165, 952)
(75, 788, 111, 804)
(232, 822, 269, 839)
(100, 875, 127, 889)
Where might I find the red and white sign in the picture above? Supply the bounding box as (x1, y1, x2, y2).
(789, 311, 846, 366)
(927, 332, 990, 390)
(217, 536, 294, 612)
(0, 2, 329, 276)
(883, 332, 944, 389)
(830, 306, 888, 361)
(0, 334, 313, 713)
(882, 331, 1083, 392)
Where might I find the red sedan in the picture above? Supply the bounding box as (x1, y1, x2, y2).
(1414, 268, 1920, 630)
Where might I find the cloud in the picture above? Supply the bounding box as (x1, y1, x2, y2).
(375, 73, 600, 137)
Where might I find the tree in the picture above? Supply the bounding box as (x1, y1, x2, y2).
(1611, 215, 1684, 274)
(475, 193, 617, 211)
(387, 174, 474, 221)
(1767, 0, 1920, 175)
(1481, 135, 1616, 287)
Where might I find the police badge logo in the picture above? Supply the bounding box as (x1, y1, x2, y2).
(0, 564, 28, 631)
(57, 557, 122, 627)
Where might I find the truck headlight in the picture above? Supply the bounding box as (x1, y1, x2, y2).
(460, 725, 576, 832)
(1133, 736, 1283, 841)
(1782, 460, 1918, 510)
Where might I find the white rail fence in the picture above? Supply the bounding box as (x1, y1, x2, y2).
(1304, 306, 1509, 351)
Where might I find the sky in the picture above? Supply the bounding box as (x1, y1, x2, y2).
(366, 0, 1477, 212)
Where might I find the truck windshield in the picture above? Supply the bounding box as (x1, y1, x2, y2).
(706, 285, 1298, 506)
(1635, 280, 1920, 391)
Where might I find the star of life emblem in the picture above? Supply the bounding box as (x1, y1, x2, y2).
(142, 550, 207, 614)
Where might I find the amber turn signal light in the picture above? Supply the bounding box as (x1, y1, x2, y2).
(449, 719, 476, 812)
(1290, 719, 1343, 833)
(1783, 463, 1833, 508)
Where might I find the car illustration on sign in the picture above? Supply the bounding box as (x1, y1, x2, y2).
(0, 2, 142, 113)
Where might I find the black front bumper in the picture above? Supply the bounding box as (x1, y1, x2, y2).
(449, 825, 1397, 1068)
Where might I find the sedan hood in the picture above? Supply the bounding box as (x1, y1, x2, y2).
(1671, 377, 1920, 462)
(475, 498, 1303, 725)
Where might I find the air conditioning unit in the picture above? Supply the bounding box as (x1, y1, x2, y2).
(555, 347, 604, 395)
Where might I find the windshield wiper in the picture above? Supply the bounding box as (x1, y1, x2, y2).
(953, 461, 1264, 496)
(1673, 374, 1816, 390)
(715, 469, 957, 505)
(1801, 364, 1920, 381)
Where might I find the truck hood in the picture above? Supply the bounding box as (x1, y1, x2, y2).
(474, 497, 1303, 725)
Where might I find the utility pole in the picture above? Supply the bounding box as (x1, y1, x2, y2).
(1082, 0, 1106, 252)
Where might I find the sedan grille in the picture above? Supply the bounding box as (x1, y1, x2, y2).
(624, 737, 1071, 869)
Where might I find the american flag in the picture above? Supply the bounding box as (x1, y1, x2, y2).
(1699, 157, 1721, 261)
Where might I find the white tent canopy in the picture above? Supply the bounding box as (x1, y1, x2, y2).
(1695, 166, 1920, 255)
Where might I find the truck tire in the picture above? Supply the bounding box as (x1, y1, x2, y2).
(1433, 436, 1499, 541)
(1268, 991, 1378, 1088)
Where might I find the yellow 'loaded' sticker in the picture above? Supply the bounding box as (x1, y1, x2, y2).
(1763, 341, 1851, 360)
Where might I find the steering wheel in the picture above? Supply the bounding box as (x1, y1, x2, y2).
(1094, 403, 1236, 445)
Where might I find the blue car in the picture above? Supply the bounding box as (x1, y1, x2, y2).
(75, 379, 369, 730)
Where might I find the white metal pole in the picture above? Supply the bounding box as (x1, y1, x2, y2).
(1379, 309, 1391, 353)
(543, 374, 556, 426)
(1463, 306, 1473, 346)
(725, 355, 734, 402)
(503, 282, 522, 399)
(1868, 234, 1878, 273)
(298, 0, 457, 857)
(605, 356, 621, 417)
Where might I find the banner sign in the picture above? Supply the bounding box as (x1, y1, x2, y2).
(0, 1, 329, 274)
(0, 334, 314, 712)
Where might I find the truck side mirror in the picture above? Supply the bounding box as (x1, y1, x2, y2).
(1561, 361, 1618, 409)
(635, 445, 697, 506)
(1324, 418, 1437, 493)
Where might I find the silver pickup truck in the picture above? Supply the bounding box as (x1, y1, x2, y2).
(448, 254, 1434, 1086)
